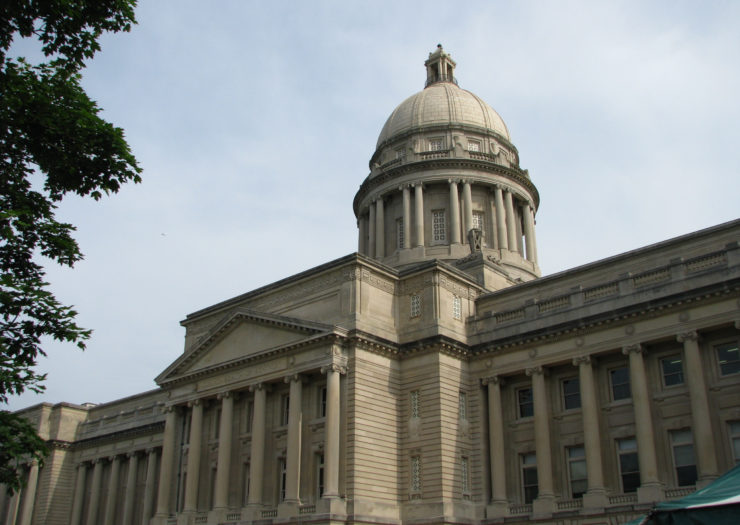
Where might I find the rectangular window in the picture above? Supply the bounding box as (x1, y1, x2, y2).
(458, 391, 467, 420)
(472, 211, 485, 241)
(617, 438, 640, 493)
(432, 210, 446, 242)
(318, 386, 327, 418)
(716, 342, 740, 375)
(671, 429, 698, 486)
(281, 394, 290, 426)
(245, 400, 254, 433)
(521, 453, 538, 504)
(410, 456, 421, 493)
(729, 421, 740, 464)
(517, 387, 534, 418)
(397, 218, 404, 249)
(567, 446, 587, 498)
(461, 456, 470, 495)
(316, 453, 325, 499)
(410, 390, 420, 419)
(410, 294, 421, 318)
(468, 140, 481, 152)
(429, 138, 443, 151)
(279, 458, 287, 502)
(610, 367, 631, 401)
(562, 377, 581, 410)
(661, 355, 684, 386)
(213, 408, 221, 439)
(453, 295, 462, 320)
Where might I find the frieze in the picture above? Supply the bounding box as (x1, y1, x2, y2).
(438, 275, 478, 299)
(359, 268, 396, 294)
(252, 269, 346, 310)
(196, 358, 286, 392)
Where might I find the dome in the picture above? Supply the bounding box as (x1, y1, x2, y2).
(376, 82, 511, 149)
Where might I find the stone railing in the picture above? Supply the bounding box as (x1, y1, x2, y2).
(194, 513, 207, 523)
(665, 486, 695, 499)
(556, 498, 583, 510)
(226, 511, 242, 520)
(261, 509, 277, 518)
(299, 504, 316, 514)
(418, 149, 450, 160)
(608, 493, 637, 505)
(508, 503, 532, 515)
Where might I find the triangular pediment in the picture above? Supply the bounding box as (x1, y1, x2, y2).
(156, 309, 334, 385)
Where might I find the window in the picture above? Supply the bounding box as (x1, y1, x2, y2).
(397, 218, 404, 249)
(468, 140, 480, 152)
(517, 387, 533, 418)
(716, 342, 740, 375)
(671, 429, 698, 486)
(617, 438, 640, 493)
(472, 211, 485, 241)
(410, 390, 420, 418)
(410, 456, 421, 493)
(429, 138, 443, 151)
(661, 355, 684, 386)
(562, 377, 581, 410)
(316, 453, 325, 498)
(521, 453, 538, 504)
(610, 367, 631, 401)
(212, 408, 221, 439)
(453, 296, 462, 320)
(279, 458, 287, 502)
(461, 456, 470, 495)
(567, 446, 587, 498)
(318, 386, 327, 418)
(410, 294, 421, 318)
(458, 391, 467, 420)
(245, 400, 254, 433)
(432, 210, 446, 242)
(729, 421, 740, 464)
(281, 394, 290, 426)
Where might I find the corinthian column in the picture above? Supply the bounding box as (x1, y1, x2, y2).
(482, 376, 508, 517)
(142, 449, 158, 524)
(18, 461, 39, 525)
(122, 452, 139, 525)
(155, 406, 178, 518)
(283, 375, 303, 504)
(677, 331, 718, 485)
(70, 463, 88, 525)
(357, 215, 367, 254)
(402, 185, 411, 250)
(86, 459, 104, 525)
(183, 399, 204, 513)
(248, 384, 267, 506)
(526, 366, 554, 511)
(414, 183, 425, 247)
(449, 180, 461, 244)
(622, 344, 661, 501)
(522, 204, 537, 263)
(321, 364, 345, 499)
(214, 391, 235, 510)
(494, 186, 508, 250)
(368, 204, 376, 258)
(103, 455, 121, 525)
(375, 198, 385, 258)
(573, 356, 606, 507)
(504, 191, 517, 253)
(462, 180, 473, 235)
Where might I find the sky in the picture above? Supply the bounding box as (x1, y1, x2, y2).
(7, 0, 740, 410)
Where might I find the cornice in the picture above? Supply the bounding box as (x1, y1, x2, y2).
(74, 422, 165, 450)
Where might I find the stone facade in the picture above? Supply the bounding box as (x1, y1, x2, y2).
(3, 47, 740, 525)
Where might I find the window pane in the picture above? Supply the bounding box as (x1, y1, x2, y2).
(661, 356, 684, 386)
(518, 388, 534, 418)
(717, 344, 740, 375)
(677, 465, 698, 486)
(610, 367, 631, 400)
(563, 378, 581, 410)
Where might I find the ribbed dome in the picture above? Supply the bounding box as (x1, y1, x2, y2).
(376, 82, 511, 148)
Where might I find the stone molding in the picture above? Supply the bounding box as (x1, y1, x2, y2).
(676, 330, 699, 343)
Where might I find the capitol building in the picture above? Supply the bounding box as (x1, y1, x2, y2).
(3, 46, 740, 525)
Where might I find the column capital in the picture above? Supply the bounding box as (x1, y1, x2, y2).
(187, 398, 202, 408)
(216, 390, 234, 401)
(146, 447, 157, 455)
(413, 181, 424, 188)
(572, 355, 592, 367)
(108, 454, 120, 463)
(162, 404, 177, 414)
(481, 375, 504, 387)
(622, 343, 644, 355)
(525, 365, 546, 377)
(284, 373, 303, 384)
(677, 330, 699, 343)
(447, 178, 460, 185)
(321, 363, 347, 375)
(249, 382, 270, 393)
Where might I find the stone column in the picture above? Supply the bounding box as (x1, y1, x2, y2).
(488, 196, 498, 249)
(70, 463, 88, 525)
(494, 186, 508, 250)
(86, 459, 104, 525)
(142, 448, 158, 524)
(103, 455, 121, 525)
(183, 399, 204, 513)
(155, 406, 178, 518)
(368, 203, 376, 258)
(214, 391, 234, 510)
(321, 364, 345, 499)
(482, 376, 507, 517)
(402, 186, 411, 250)
(357, 215, 367, 255)
(522, 204, 537, 263)
(573, 356, 606, 507)
(18, 461, 39, 525)
(504, 190, 517, 253)
(0, 485, 7, 525)
(248, 384, 267, 507)
(526, 366, 554, 514)
(449, 180, 461, 244)
(677, 331, 718, 485)
(122, 452, 139, 525)
(622, 344, 662, 501)
(284, 375, 303, 505)
(462, 180, 473, 236)
(375, 198, 385, 258)
(5, 486, 21, 525)
(414, 183, 425, 247)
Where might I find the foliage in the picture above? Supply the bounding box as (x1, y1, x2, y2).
(0, 0, 140, 493)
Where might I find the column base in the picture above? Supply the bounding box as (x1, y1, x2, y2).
(532, 495, 555, 517)
(582, 490, 608, 511)
(485, 500, 509, 519)
(317, 496, 347, 515)
(637, 483, 664, 504)
(697, 475, 718, 490)
(277, 500, 301, 518)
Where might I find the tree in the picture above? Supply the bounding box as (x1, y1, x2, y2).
(0, 0, 141, 493)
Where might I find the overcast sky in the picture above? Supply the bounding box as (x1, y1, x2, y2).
(7, 1, 740, 410)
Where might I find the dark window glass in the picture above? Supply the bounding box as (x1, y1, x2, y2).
(618, 438, 640, 493)
(661, 356, 684, 386)
(518, 388, 534, 418)
(610, 367, 631, 400)
(562, 378, 581, 410)
(717, 343, 740, 375)
(521, 453, 538, 503)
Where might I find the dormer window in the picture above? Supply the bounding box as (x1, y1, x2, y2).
(429, 138, 443, 152)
